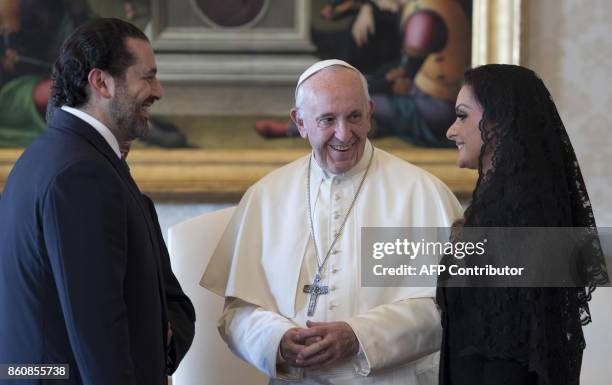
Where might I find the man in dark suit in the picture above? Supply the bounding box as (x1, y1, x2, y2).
(0, 18, 195, 384)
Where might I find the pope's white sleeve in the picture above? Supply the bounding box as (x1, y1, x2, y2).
(346, 297, 441, 375)
(218, 297, 301, 379)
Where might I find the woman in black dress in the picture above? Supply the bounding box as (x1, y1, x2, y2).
(438, 64, 608, 385)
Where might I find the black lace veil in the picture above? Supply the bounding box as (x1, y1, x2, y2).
(464, 64, 608, 316)
(441, 64, 608, 385)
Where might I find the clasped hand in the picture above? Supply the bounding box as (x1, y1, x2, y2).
(280, 321, 359, 369)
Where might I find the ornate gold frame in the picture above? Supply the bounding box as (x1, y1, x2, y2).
(0, 147, 478, 201)
(0, 0, 523, 202)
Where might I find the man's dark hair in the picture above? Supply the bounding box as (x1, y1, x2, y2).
(49, 17, 149, 109)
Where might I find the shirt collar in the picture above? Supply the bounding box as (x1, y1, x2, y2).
(61, 105, 122, 159)
(311, 139, 373, 182)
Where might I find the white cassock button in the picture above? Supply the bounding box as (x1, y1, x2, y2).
(333, 213, 340, 220)
(329, 303, 338, 310)
(332, 268, 340, 274)
(330, 285, 337, 291)
(334, 193, 342, 201)
(331, 249, 339, 255)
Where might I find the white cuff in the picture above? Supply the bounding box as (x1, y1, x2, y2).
(352, 340, 372, 376)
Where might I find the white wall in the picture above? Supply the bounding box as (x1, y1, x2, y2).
(525, 0, 612, 226)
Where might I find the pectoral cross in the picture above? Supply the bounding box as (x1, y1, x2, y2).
(303, 274, 329, 317)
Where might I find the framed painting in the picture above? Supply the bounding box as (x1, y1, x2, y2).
(0, 0, 524, 201)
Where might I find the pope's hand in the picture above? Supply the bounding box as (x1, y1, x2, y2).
(279, 328, 308, 366)
(280, 328, 324, 367)
(294, 321, 359, 369)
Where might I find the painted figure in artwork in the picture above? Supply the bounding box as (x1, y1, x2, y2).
(257, 0, 471, 148)
(0, 0, 187, 148)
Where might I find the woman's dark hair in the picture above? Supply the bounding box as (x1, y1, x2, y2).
(452, 64, 608, 383)
(49, 17, 149, 109)
(463, 64, 595, 229)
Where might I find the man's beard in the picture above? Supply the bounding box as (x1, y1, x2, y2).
(110, 84, 151, 140)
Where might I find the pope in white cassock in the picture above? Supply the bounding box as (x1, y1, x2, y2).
(201, 59, 463, 385)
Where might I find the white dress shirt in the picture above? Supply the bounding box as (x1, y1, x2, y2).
(61, 105, 121, 159)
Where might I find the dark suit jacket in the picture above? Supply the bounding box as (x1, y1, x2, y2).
(0, 109, 195, 384)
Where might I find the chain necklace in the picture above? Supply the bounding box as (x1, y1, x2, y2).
(303, 148, 374, 316)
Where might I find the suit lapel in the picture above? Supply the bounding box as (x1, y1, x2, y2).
(49, 111, 152, 235)
(49, 110, 168, 343)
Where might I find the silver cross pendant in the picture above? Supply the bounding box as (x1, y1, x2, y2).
(303, 274, 329, 317)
